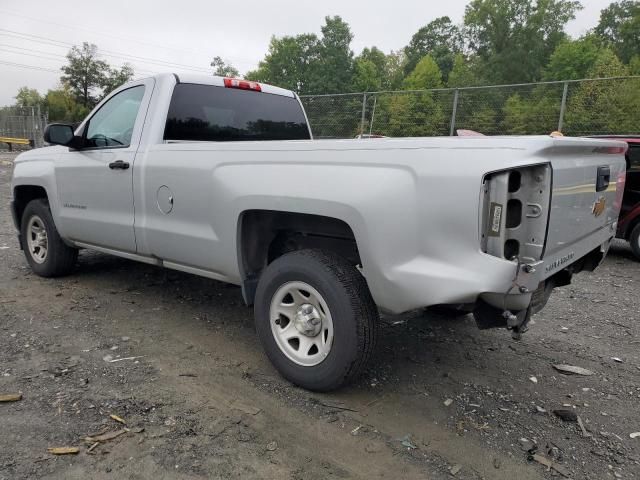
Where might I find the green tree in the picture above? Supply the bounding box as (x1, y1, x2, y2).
(543, 35, 604, 80)
(464, 0, 582, 83)
(352, 58, 382, 92)
(309, 16, 355, 94)
(384, 92, 446, 137)
(447, 54, 483, 87)
(502, 94, 530, 134)
(565, 49, 634, 134)
(382, 57, 446, 137)
(404, 16, 463, 81)
(14, 87, 43, 108)
(352, 47, 388, 91)
(43, 86, 89, 123)
(100, 64, 134, 96)
(60, 42, 109, 108)
(384, 50, 407, 90)
(629, 55, 640, 74)
(246, 34, 320, 93)
(595, 0, 640, 64)
(358, 47, 387, 75)
(403, 55, 444, 90)
(211, 56, 240, 77)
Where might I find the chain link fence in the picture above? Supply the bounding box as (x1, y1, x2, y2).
(0, 105, 48, 150)
(1, 77, 637, 148)
(300, 76, 640, 139)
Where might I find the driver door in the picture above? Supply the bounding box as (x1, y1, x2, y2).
(55, 80, 153, 252)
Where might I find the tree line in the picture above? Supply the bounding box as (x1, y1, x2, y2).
(11, 0, 640, 135)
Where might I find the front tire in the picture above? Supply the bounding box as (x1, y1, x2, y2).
(630, 223, 640, 261)
(254, 249, 379, 391)
(21, 199, 77, 277)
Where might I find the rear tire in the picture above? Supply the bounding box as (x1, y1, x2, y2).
(21, 199, 77, 277)
(630, 223, 640, 261)
(254, 249, 379, 391)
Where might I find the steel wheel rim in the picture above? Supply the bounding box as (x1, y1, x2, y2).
(269, 281, 334, 367)
(26, 215, 48, 264)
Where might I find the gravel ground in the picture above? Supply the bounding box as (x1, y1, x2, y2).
(1, 151, 639, 479)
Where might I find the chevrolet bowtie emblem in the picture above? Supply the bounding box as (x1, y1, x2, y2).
(592, 196, 606, 217)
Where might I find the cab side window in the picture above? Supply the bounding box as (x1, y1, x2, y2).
(85, 86, 145, 148)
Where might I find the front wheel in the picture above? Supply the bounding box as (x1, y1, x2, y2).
(630, 223, 640, 261)
(21, 199, 78, 277)
(254, 249, 379, 391)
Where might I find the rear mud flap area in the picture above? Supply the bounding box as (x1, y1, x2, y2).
(473, 274, 566, 339)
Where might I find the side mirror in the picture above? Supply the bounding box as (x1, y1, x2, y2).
(44, 123, 75, 146)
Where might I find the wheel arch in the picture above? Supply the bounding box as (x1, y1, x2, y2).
(237, 209, 363, 305)
(12, 184, 50, 233)
(621, 207, 640, 240)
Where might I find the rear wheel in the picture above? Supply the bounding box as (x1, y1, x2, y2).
(630, 223, 640, 261)
(254, 249, 379, 391)
(21, 199, 77, 277)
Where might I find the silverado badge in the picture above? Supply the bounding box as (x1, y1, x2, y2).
(592, 196, 606, 217)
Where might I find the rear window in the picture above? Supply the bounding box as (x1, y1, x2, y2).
(164, 83, 310, 142)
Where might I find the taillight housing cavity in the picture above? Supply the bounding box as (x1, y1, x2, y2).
(480, 164, 552, 263)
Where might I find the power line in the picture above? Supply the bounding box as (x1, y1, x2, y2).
(0, 60, 60, 73)
(0, 46, 65, 63)
(0, 8, 217, 60)
(0, 11, 259, 68)
(0, 44, 160, 76)
(0, 29, 214, 74)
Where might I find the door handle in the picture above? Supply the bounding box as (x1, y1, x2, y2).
(109, 160, 130, 170)
(596, 166, 610, 192)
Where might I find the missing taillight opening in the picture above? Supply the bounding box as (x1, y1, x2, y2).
(508, 171, 521, 193)
(481, 164, 551, 263)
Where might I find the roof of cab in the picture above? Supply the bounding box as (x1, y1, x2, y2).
(156, 73, 296, 98)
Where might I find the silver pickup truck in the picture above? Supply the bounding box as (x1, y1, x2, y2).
(10, 74, 627, 391)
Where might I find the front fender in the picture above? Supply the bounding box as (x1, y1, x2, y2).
(11, 149, 65, 235)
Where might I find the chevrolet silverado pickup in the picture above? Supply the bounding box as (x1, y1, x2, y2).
(10, 74, 627, 391)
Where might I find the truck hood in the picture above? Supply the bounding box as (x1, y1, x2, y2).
(13, 146, 67, 163)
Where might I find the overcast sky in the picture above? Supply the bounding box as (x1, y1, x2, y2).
(0, 0, 613, 106)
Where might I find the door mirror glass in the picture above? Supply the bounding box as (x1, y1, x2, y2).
(44, 124, 74, 146)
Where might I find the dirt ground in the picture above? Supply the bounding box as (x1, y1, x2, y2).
(1, 151, 639, 480)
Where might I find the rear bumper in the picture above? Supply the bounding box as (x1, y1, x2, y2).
(480, 224, 615, 310)
(535, 223, 615, 282)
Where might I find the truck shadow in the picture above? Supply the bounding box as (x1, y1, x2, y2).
(69, 250, 494, 391)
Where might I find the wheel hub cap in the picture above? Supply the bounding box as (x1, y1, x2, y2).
(269, 281, 334, 367)
(26, 215, 48, 264)
(294, 303, 322, 337)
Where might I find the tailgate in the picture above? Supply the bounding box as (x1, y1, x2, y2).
(543, 138, 627, 259)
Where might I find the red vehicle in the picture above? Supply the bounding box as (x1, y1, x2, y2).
(593, 136, 640, 260)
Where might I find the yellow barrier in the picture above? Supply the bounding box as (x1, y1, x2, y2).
(0, 136, 30, 145)
(0, 136, 32, 151)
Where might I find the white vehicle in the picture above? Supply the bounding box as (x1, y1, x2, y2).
(10, 74, 627, 390)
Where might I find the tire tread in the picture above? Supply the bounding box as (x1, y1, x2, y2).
(21, 199, 77, 277)
(255, 248, 379, 391)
